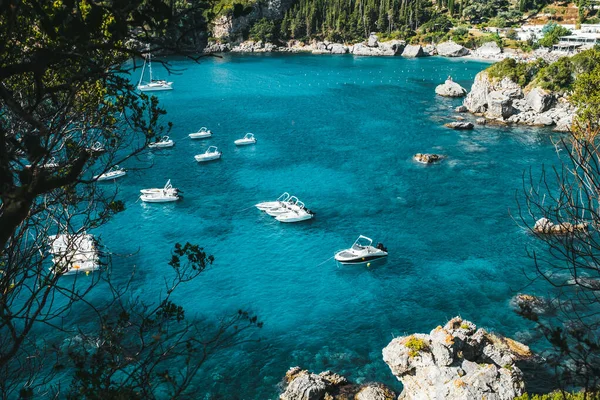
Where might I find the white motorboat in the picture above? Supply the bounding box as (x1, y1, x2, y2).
(234, 133, 257, 146)
(89, 142, 105, 153)
(334, 236, 388, 265)
(274, 201, 314, 223)
(26, 157, 59, 169)
(255, 192, 291, 211)
(264, 196, 299, 216)
(140, 190, 180, 203)
(140, 179, 179, 195)
(194, 146, 222, 162)
(48, 233, 100, 275)
(148, 136, 174, 149)
(189, 127, 212, 139)
(137, 53, 173, 92)
(94, 165, 126, 181)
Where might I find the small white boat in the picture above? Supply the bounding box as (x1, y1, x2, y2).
(140, 179, 179, 195)
(89, 142, 105, 153)
(334, 236, 388, 265)
(255, 192, 291, 211)
(189, 127, 212, 139)
(140, 189, 180, 203)
(137, 53, 173, 92)
(264, 196, 299, 216)
(26, 157, 59, 169)
(148, 136, 174, 149)
(276, 209, 314, 223)
(234, 133, 257, 146)
(194, 146, 222, 162)
(48, 233, 100, 275)
(94, 165, 126, 181)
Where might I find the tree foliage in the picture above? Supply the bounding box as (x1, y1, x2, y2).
(538, 22, 571, 47)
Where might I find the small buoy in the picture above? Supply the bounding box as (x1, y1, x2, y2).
(86, 271, 90, 276)
(367, 263, 371, 267)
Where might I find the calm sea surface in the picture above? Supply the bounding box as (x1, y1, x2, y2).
(91, 54, 559, 397)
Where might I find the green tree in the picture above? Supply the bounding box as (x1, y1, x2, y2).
(538, 22, 571, 47)
(249, 18, 277, 42)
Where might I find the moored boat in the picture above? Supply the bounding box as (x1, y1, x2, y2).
(148, 136, 174, 149)
(234, 133, 257, 146)
(334, 236, 388, 265)
(94, 165, 126, 181)
(255, 192, 291, 211)
(194, 146, 221, 162)
(189, 127, 212, 139)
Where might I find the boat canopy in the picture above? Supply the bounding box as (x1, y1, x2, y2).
(352, 235, 373, 249)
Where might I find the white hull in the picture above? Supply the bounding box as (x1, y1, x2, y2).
(189, 132, 212, 139)
(334, 236, 388, 265)
(235, 139, 256, 146)
(140, 188, 178, 195)
(95, 171, 126, 181)
(138, 84, 173, 92)
(140, 195, 179, 203)
(149, 141, 174, 149)
(256, 201, 284, 211)
(195, 154, 221, 162)
(276, 212, 313, 223)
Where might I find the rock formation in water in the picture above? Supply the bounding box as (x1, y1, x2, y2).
(279, 367, 396, 400)
(436, 78, 467, 97)
(533, 217, 588, 234)
(414, 153, 443, 164)
(445, 121, 474, 130)
(463, 71, 576, 130)
(382, 317, 532, 400)
(401, 44, 425, 58)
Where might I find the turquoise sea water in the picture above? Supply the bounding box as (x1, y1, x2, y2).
(95, 54, 558, 397)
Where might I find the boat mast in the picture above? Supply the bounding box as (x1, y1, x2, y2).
(138, 54, 147, 87)
(148, 53, 153, 82)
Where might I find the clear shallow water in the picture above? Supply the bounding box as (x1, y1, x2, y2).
(95, 54, 557, 397)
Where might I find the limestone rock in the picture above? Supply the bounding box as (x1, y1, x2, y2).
(553, 116, 573, 132)
(464, 72, 493, 114)
(401, 44, 424, 58)
(455, 105, 467, 113)
(487, 91, 513, 119)
(352, 43, 384, 56)
(445, 121, 474, 130)
(533, 218, 588, 234)
(436, 41, 470, 57)
(475, 41, 502, 57)
(413, 153, 443, 164)
(279, 367, 396, 400)
(329, 43, 348, 54)
(435, 78, 467, 97)
(423, 43, 437, 56)
(367, 33, 379, 47)
(476, 118, 487, 125)
(382, 317, 532, 400)
(379, 40, 405, 55)
(526, 88, 554, 113)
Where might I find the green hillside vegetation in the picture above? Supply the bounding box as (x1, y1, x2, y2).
(485, 47, 600, 92)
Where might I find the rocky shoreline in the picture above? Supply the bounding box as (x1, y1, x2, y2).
(279, 317, 533, 400)
(462, 71, 575, 131)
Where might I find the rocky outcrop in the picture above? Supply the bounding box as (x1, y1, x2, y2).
(463, 71, 576, 127)
(533, 217, 588, 234)
(436, 41, 470, 57)
(279, 367, 396, 400)
(445, 121, 474, 130)
(203, 42, 232, 53)
(329, 43, 348, 54)
(455, 105, 467, 113)
(435, 78, 467, 97)
(401, 44, 425, 58)
(382, 317, 532, 400)
(230, 40, 278, 53)
(413, 153, 443, 164)
(474, 41, 502, 58)
(351, 39, 404, 56)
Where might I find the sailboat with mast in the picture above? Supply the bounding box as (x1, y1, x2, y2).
(137, 52, 173, 92)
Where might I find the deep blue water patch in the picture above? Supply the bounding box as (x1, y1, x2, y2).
(90, 54, 560, 398)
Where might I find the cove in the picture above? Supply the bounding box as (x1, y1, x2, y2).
(96, 54, 559, 397)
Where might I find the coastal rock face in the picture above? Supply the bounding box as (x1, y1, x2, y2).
(203, 42, 232, 53)
(367, 33, 379, 47)
(435, 78, 467, 97)
(279, 367, 396, 400)
(526, 88, 554, 113)
(230, 40, 278, 53)
(463, 71, 576, 127)
(436, 41, 470, 57)
(351, 40, 404, 56)
(329, 43, 348, 54)
(401, 44, 425, 58)
(533, 217, 588, 234)
(382, 317, 532, 400)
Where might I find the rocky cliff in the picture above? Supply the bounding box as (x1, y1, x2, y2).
(463, 71, 575, 131)
(279, 317, 533, 400)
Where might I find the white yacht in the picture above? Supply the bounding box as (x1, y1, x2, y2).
(137, 53, 173, 92)
(140, 189, 180, 203)
(94, 165, 126, 181)
(89, 142, 105, 153)
(275, 201, 314, 223)
(148, 136, 174, 149)
(255, 192, 291, 211)
(140, 179, 178, 195)
(48, 233, 100, 275)
(234, 133, 257, 146)
(194, 146, 222, 162)
(189, 127, 212, 139)
(334, 236, 388, 265)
